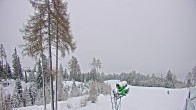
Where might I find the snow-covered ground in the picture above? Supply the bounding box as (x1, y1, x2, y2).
(12, 80, 189, 110)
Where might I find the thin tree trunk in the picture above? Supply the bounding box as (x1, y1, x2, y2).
(47, 0, 55, 109)
(53, 0, 59, 109)
(41, 51, 46, 110)
(55, 33, 58, 110)
(39, 6, 47, 110)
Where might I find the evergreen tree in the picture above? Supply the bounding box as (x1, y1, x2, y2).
(68, 56, 81, 81)
(90, 68, 97, 81)
(11, 92, 20, 108)
(29, 84, 37, 105)
(12, 48, 23, 80)
(89, 58, 102, 81)
(36, 59, 43, 89)
(192, 66, 196, 85)
(17, 57, 23, 80)
(0, 61, 2, 80)
(11, 79, 23, 108)
(63, 67, 68, 80)
(185, 72, 192, 87)
(165, 70, 175, 88)
(0, 44, 7, 81)
(90, 58, 102, 72)
(35, 88, 44, 105)
(28, 66, 36, 82)
(12, 48, 18, 80)
(4, 62, 12, 79)
(23, 87, 32, 106)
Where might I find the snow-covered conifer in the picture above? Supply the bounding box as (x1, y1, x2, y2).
(23, 86, 32, 106)
(29, 84, 37, 105)
(35, 88, 44, 105)
(28, 66, 36, 82)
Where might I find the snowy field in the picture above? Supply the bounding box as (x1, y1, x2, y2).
(13, 80, 189, 110)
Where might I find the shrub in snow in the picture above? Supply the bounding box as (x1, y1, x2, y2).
(89, 80, 98, 103)
(80, 96, 87, 107)
(64, 86, 69, 100)
(66, 100, 72, 109)
(103, 83, 112, 95)
(70, 81, 80, 97)
(2, 94, 12, 110)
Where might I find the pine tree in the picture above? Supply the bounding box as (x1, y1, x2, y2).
(4, 62, 12, 79)
(185, 72, 192, 87)
(68, 56, 81, 81)
(35, 88, 44, 105)
(12, 48, 18, 80)
(63, 67, 68, 81)
(165, 70, 175, 88)
(89, 58, 102, 81)
(23, 87, 32, 106)
(11, 79, 23, 108)
(11, 92, 20, 108)
(12, 48, 23, 80)
(0, 44, 7, 81)
(28, 66, 36, 82)
(0, 61, 3, 80)
(29, 84, 37, 105)
(192, 66, 196, 85)
(90, 68, 97, 81)
(17, 57, 23, 80)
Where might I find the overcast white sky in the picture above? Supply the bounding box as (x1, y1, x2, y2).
(0, 0, 196, 80)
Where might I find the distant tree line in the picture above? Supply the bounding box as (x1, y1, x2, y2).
(104, 70, 184, 88)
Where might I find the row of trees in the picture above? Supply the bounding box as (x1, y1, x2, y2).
(104, 70, 183, 88)
(0, 45, 23, 81)
(185, 66, 196, 87)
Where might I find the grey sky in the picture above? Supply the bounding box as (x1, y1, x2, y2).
(0, 0, 196, 80)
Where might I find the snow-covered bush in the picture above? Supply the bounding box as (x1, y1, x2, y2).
(103, 83, 111, 95)
(80, 96, 87, 107)
(66, 100, 72, 109)
(89, 80, 98, 103)
(70, 81, 80, 97)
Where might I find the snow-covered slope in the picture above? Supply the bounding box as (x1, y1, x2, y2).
(13, 80, 189, 110)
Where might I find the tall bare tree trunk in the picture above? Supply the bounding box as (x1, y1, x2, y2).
(55, 34, 58, 110)
(53, 0, 59, 109)
(41, 51, 46, 110)
(46, 0, 55, 109)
